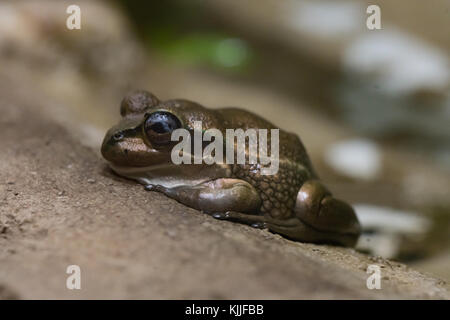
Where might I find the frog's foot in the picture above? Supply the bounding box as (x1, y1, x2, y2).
(282, 180, 361, 247)
(211, 211, 267, 229)
(261, 217, 358, 246)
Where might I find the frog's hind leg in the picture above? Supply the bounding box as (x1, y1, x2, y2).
(272, 179, 361, 247)
(263, 217, 360, 247)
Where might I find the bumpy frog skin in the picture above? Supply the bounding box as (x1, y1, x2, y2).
(101, 90, 361, 247)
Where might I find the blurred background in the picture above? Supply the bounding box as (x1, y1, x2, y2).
(1, 0, 449, 283)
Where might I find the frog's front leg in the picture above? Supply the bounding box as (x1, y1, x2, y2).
(145, 178, 262, 218)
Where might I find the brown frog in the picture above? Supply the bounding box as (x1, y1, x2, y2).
(101, 91, 361, 246)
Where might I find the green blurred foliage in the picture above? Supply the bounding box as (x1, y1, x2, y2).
(116, 0, 254, 73)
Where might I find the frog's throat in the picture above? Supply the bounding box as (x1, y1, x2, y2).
(108, 163, 230, 188)
(109, 163, 185, 188)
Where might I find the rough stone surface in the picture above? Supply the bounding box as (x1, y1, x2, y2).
(0, 90, 448, 299)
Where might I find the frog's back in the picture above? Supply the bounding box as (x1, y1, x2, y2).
(216, 107, 315, 172)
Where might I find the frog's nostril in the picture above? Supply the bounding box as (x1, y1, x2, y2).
(113, 132, 124, 141)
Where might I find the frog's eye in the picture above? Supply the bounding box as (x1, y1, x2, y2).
(144, 111, 182, 145)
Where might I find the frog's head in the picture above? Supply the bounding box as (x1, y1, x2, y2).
(101, 90, 225, 185)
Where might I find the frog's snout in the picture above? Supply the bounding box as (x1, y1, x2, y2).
(101, 129, 128, 165)
(101, 127, 169, 167)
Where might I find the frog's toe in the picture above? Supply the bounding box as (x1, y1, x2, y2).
(210, 211, 266, 227)
(144, 184, 167, 193)
(211, 212, 230, 220)
(145, 184, 156, 191)
(251, 222, 267, 229)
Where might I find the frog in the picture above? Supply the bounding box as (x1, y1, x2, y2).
(101, 90, 361, 247)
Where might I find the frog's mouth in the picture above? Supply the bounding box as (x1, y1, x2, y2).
(108, 162, 230, 188)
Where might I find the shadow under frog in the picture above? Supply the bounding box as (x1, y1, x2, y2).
(101, 90, 361, 247)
